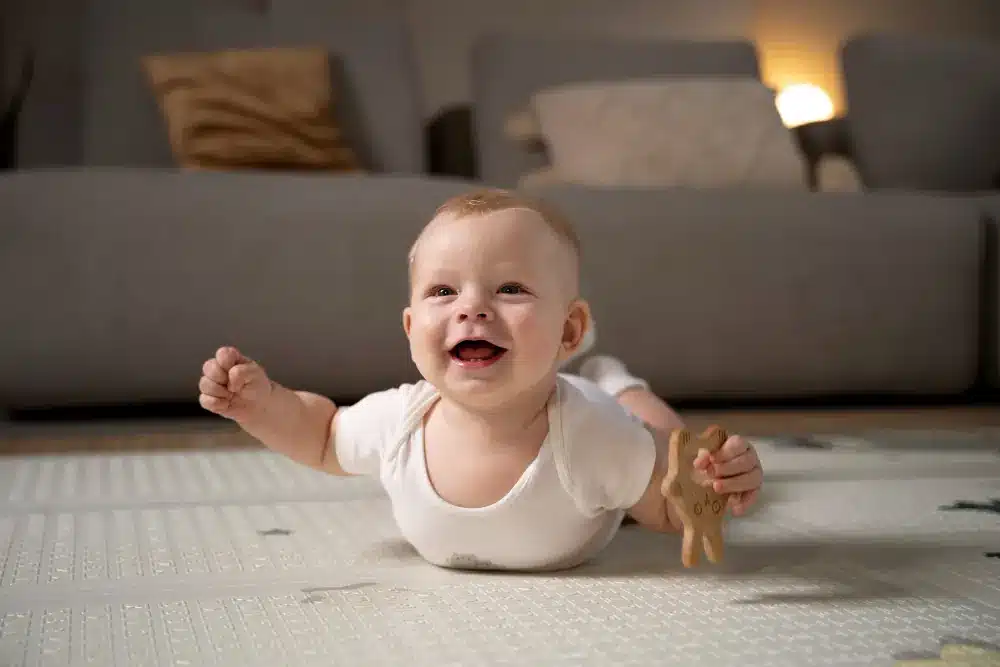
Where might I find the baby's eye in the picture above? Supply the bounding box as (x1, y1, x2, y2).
(428, 286, 455, 298)
(498, 283, 526, 295)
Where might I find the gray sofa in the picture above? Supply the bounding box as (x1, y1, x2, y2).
(447, 32, 988, 401)
(470, 33, 762, 189)
(0, 170, 473, 407)
(0, 13, 992, 415)
(836, 33, 1000, 193)
(4, 0, 425, 172)
(0, 0, 474, 411)
(801, 33, 1000, 391)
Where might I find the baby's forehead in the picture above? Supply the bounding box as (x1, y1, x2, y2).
(409, 208, 579, 289)
(416, 207, 562, 252)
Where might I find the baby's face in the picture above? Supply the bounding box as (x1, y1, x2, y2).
(403, 208, 586, 409)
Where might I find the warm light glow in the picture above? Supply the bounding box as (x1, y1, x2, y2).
(774, 83, 834, 127)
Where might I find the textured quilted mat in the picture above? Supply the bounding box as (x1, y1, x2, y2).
(0, 424, 999, 666)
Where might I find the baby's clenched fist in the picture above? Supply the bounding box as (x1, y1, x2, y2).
(198, 346, 273, 422)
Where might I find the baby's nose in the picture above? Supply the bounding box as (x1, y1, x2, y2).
(458, 309, 492, 321)
(455, 290, 494, 321)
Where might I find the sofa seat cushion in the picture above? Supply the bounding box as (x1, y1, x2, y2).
(523, 185, 983, 400)
(0, 169, 473, 408)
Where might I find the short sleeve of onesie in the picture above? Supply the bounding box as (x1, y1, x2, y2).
(552, 376, 658, 516)
(332, 383, 415, 476)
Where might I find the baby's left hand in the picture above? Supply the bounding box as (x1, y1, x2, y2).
(693, 433, 762, 516)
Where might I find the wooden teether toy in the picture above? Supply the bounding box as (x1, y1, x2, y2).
(661, 426, 730, 567)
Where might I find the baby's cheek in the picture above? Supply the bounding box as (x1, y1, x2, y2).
(412, 303, 444, 326)
(511, 307, 562, 347)
(408, 308, 445, 344)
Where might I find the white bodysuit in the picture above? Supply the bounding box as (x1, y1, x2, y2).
(332, 374, 658, 571)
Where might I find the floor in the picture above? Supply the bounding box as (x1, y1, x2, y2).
(4, 405, 1000, 454)
(0, 415, 999, 666)
(682, 404, 1000, 437)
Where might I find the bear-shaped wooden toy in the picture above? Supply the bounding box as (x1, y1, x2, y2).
(661, 426, 731, 567)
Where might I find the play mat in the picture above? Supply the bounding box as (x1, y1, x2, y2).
(0, 423, 997, 666)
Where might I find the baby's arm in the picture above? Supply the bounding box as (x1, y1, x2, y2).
(239, 386, 345, 475)
(625, 429, 684, 533)
(244, 383, 408, 478)
(562, 383, 682, 531)
(200, 346, 403, 478)
(199, 346, 345, 474)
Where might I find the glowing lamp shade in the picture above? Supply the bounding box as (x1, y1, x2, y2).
(774, 84, 834, 127)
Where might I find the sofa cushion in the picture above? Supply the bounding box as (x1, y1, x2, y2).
(143, 46, 360, 171)
(841, 33, 1000, 191)
(518, 78, 807, 190)
(10, 0, 425, 172)
(471, 34, 761, 187)
(521, 185, 983, 400)
(0, 170, 474, 408)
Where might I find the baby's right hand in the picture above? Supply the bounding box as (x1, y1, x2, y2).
(198, 346, 273, 422)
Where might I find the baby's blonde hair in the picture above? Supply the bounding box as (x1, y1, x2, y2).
(408, 188, 582, 267)
(437, 188, 581, 255)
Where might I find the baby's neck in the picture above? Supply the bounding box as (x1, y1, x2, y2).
(437, 383, 554, 449)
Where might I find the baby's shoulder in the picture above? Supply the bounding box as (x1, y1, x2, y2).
(340, 379, 438, 425)
(555, 375, 647, 432)
(549, 375, 658, 514)
(552, 375, 652, 453)
(393, 378, 439, 408)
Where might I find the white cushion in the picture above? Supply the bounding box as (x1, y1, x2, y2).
(523, 78, 808, 190)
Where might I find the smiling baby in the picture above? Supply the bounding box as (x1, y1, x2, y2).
(197, 188, 763, 571)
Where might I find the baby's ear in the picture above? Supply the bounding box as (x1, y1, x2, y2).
(402, 307, 413, 338)
(560, 298, 591, 357)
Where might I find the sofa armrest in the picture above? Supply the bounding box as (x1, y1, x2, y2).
(426, 104, 478, 180)
(792, 116, 855, 189)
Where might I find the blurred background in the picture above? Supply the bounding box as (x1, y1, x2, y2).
(2, 0, 1000, 436)
(5, 0, 1000, 137)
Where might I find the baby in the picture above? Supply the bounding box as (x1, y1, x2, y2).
(198, 189, 763, 571)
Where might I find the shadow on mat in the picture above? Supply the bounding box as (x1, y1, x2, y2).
(565, 532, 980, 605)
(362, 532, 979, 608)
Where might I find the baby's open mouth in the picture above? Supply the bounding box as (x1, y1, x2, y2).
(449, 339, 507, 367)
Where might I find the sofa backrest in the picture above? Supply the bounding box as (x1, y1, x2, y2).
(470, 33, 761, 188)
(841, 32, 1000, 192)
(9, 0, 426, 173)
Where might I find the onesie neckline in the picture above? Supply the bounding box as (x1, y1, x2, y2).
(412, 386, 559, 515)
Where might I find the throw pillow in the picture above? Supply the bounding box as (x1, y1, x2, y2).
(143, 46, 361, 171)
(517, 78, 807, 190)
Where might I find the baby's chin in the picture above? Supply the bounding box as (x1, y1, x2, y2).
(438, 363, 560, 407)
